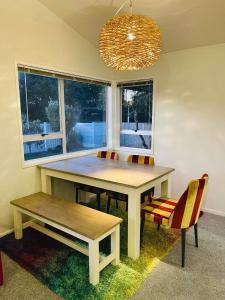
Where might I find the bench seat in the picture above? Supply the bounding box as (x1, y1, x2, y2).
(11, 192, 122, 285)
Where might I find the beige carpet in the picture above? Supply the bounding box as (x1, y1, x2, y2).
(132, 212, 225, 300)
(0, 212, 224, 300)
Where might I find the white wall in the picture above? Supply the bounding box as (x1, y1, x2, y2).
(0, 0, 114, 232)
(114, 43, 225, 216)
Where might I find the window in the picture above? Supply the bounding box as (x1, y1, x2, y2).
(18, 66, 109, 162)
(118, 80, 153, 150)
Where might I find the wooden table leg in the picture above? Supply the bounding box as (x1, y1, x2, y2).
(161, 175, 171, 197)
(41, 169, 52, 194)
(111, 225, 120, 265)
(89, 240, 99, 285)
(13, 208, 23, 240)
(127, 190, 140, 260)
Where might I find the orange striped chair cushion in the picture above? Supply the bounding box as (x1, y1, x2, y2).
(141, 197, 178, 226)
(97, 151, 119, 160)
(127, 155, 154, 166)
(171, 174, 209, 229)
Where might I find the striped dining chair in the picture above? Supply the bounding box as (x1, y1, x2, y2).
(0, 252, 3, 286)
(97, 150, 119, 160)
(141, 174, 209, 267)
(75, 151, 119, 210)
(106, 154, 155, 213)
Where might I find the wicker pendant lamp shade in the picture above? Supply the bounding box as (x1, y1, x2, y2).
(99, 1, 162, 71)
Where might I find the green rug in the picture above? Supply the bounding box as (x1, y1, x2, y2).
(1, 199, 179, 300)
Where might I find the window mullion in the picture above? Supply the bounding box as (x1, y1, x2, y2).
(59, 79, 67, 154)
(111, 82, 120, 149)
(24, 72, 30, 130)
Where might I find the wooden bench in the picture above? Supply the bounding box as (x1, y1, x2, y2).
(10, 192, 122, 285)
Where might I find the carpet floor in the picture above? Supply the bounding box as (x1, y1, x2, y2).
(0, 200, 178, 300)
(0, 211, 224, 299)
(132, 212, 225, 300)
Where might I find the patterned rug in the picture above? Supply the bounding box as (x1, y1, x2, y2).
(0, 200, 179, 300)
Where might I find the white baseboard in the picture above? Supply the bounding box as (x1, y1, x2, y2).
(0, 219, 36, 238)
(0, 228, 14, 238)
(202, 207, 225, 217)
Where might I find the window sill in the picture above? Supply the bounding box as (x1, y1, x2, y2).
(22, 147, 108, 168)
(114, 146, 153, 155)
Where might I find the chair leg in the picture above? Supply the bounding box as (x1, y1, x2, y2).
(157, 223, 160, 231)
(107, 196, 111, 213)
(116, 199, 119, 209)
(0, 252, 3, 286)
(140, 217, 145, 245)
(194, 223, 198, 248)
(125, 201, 128, 211)
(97, 193, 101, 211)
(151, 187, 155, 196)
(181, 228, 186, 267)
(75, 188, 79, 203)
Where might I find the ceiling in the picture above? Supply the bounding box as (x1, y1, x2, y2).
(39, 0, 225, 53)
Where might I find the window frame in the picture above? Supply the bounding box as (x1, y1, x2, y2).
(115, 79, 155, 154)
(16, 64, 111, 168)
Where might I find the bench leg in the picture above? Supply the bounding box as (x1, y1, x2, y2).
(13, 208, 23, 240)
(111, 225, 120, 265)
(89, 240, 99, 285)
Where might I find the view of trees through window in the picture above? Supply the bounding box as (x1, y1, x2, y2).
(19, 70, 108, 161)
(64, 80, 106, 153)
(20, 73, 60, 135)
(120, 81, 153, 149)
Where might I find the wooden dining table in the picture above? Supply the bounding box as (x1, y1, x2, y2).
(39, 156, 174, 260)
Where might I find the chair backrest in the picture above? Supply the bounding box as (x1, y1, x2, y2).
(97, 151, 119, 160)
(127, 155, 155, 166)
(171, 174, 209, 229)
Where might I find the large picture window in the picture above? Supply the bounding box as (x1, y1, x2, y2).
(118, 80, 153, 150)
(18, 66, 109, 162)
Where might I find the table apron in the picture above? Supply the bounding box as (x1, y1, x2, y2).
(42, 169, 170, 195)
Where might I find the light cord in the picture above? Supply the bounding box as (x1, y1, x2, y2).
(115, 0, 133, 16)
